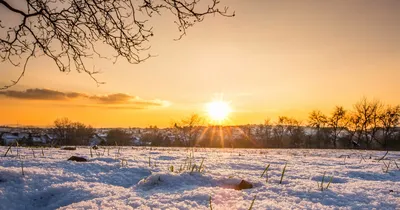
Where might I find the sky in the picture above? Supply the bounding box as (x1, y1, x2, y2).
(1, 0, 400, 127)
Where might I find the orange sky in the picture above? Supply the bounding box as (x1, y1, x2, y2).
(1, 0, 400, 127)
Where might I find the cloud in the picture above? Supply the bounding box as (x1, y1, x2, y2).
(0, 88, 170, 109)
(89, 93, 169, 107)
(0, 88, 85, 100)
(90, 93, 136, 104)
(55, 104, 151, 110)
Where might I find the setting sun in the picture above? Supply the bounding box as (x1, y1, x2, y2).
(206, 100, 232, 123)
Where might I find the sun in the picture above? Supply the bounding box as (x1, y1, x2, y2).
(206, 100, 232, 124)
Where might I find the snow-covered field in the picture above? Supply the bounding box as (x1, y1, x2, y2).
(1, 147, 399, 210)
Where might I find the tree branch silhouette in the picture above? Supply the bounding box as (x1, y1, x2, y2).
(0, 0, 234, 89)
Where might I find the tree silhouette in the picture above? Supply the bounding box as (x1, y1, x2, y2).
(308, 110, 328, 148)
(174, 113, 203, 147)
(377, 105, 400, 149)
(327, 106, 347, 148)
(0, 0, 234, 89)
(107, 128, 131, 146)
(352, 97, 382, 149)
(52, 117, 94, 145)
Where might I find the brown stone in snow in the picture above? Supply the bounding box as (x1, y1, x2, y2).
(235, 180, 253, 190)
(61, 147, 76, 150)
(67, 156, 87, 162)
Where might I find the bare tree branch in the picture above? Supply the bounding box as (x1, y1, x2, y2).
(0, 0, 234, 89)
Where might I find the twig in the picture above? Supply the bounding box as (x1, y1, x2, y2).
(325, 176, 333, 190)
(359, 155, 366, 163)
(4, 144, 12, 157)
(198, 158, 205, 172)
(261, 164, 270, 178)
(377, 151, 389, 162)
(382, 161, 391, 173)
(320, 172, 326, 191)
(393, 160, 399, 170)
(248, 196, 256, 210)
(280, 162, 287, 184)
(20, 158, 25, 176)
(209, 196, 213, 210)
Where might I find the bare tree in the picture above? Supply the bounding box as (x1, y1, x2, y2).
(52, 117, 72, 146)
(308, 110, 328, 148)
(0, 0, 234, 89)
(272, 117, 286, 148)
(273, 116, 304, 148)
(346, 111, 361, 148)
(377, 105, 400, 149)
(52, 117, 94, 145)
(70, 121, 94, 145)
(107, 128, 131, 146)
(327, 106, 348, 148)
(352, 97, 383, 149)
(174, 113, 204, 147)
(308, 110, 327, 129)
(285, 117, 304, 148)
(257, 119, 273, 147)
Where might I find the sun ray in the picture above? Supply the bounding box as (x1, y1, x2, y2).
(219, 126, 224, 148)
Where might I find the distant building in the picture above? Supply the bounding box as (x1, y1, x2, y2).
(1, 132, 20, 145)
(0, 131, 51, 146)
(89, 134, 106, 146)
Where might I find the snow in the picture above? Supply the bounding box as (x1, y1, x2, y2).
(0, 147, 399, 210)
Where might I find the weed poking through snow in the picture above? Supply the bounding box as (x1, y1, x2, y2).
(209, 196, 213, 210)
(326, 175, 333, 190)
(382, 161, 391, 173)
(317, 171, 333, 191)
(261, 164, 270, 183)
(198, 158, 205, 172)
(280, 162, 287, 184)
(248, 195, 256, 210)
(4, 144, 12, 157)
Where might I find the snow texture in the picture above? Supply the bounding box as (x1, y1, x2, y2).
(0, 147, 399, 209)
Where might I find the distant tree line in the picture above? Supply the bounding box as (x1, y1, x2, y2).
(51, 118, 95, 146)
(50, 118, 132, 146)
(9, 97, 397, 150)
(143, 98, 400, 150)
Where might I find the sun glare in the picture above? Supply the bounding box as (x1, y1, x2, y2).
(206, 100, 232, 124)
